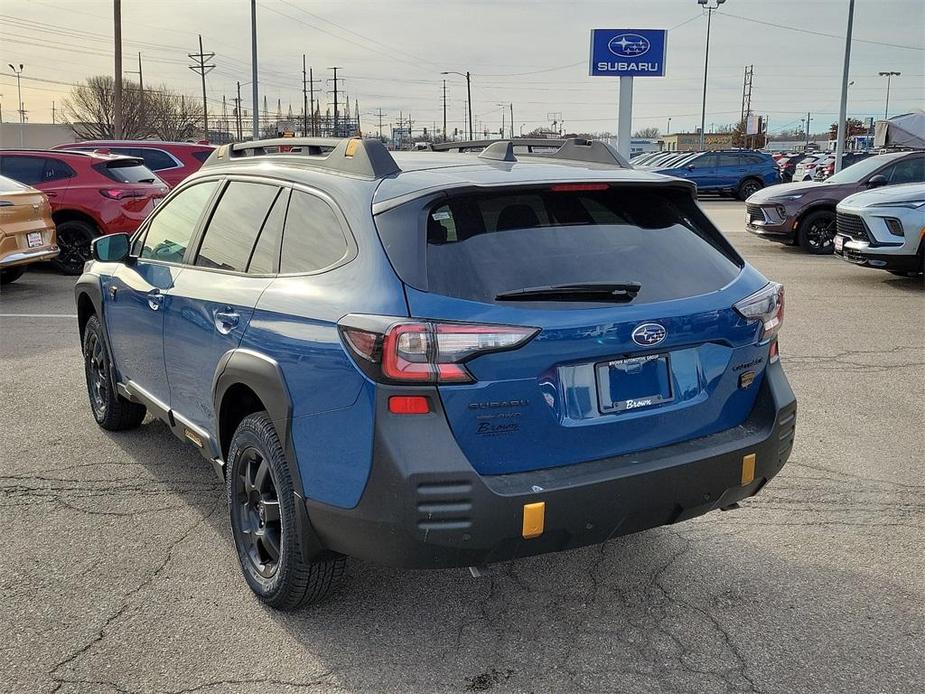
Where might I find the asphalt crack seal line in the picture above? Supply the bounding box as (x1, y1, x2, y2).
(48, 503, 222, 694)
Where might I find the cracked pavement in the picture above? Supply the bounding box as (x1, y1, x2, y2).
(1, 201, 922, 693)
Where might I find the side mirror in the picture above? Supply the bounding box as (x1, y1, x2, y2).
(92, 233, 131, 263)
(867, 174, 888, 188)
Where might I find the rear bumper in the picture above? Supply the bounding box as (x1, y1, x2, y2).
(0, 246, 60, 268)
(305, 361, 797, 568)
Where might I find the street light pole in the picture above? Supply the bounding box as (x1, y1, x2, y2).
(697, 0, 725, 150)
(878, 71, 901, 120)
(834, 0, 855, 173)
(442, 70, 473, 140)
(8, 63, 23, 147)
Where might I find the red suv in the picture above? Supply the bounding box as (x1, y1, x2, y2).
(0, 150, 168, 274)
(53, 140, 214, 188)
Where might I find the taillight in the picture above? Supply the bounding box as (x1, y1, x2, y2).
(734, 282, 784, 343)
(99, 189, 146, 200)
(339, 316, 539, 384)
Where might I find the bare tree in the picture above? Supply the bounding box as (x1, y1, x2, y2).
(148, 89, 203, 141)
(633, 127, 660, 138)
(63, 75, 148, 139)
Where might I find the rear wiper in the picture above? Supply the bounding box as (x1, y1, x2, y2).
(495, 282, 641, 302)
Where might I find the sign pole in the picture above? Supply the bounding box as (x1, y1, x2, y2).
(617, 76, 633, 161)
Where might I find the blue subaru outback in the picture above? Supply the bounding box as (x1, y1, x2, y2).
(76, 137, 796, 609)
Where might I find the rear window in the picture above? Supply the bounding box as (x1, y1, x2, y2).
(192, 150, 213, 163)
(377, 185, 742, 306)
(95, 160, 158, 183)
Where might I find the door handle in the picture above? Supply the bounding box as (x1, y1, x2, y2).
(45, 191, 58, 198)
(213, 308, 240, 334)
(147, 289, 163, 311)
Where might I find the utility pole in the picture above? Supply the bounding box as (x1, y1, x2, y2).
(878, 70, 901, 120)
(221, 95, 227, 143)
(309, 67, 315, 136)
(834, 0, 856, 172)
(302, 54, 308, 136)
(234, 81, 243, 140)
(329, 66, 341, 136)
(510, 103, 514, 139)
(188, 34, 215, 141)
(113, 0, 122, 139)
(8, 64, 24, 146)
(51, 101, 55, 124)
(740, 65, 753, 147)
(126, 52, 144, 123)
(399, 109, 403, 148)
(442, 79, 447, 142)
(697, 0, 726, 150)
(250, 0, 259, 139)
(803, 112, 813, 149)
(376, 108, 384, 142)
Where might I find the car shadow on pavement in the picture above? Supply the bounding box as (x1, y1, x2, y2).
(101, 417, 922, 694)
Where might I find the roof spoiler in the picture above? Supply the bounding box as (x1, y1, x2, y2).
(202, 137, 401, 179)
(432, 137, 630, 168)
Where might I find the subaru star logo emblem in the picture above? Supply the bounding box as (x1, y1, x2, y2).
(608, 33, 651, 58)
(632, 323, 666, 347)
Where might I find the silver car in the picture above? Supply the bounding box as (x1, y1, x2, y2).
(834, 182, 925, 276)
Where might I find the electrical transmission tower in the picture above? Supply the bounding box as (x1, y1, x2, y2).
(188, 35, 215, 140)
(740, 65, 754, 146)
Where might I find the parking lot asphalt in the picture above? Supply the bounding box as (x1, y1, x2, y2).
(1, 199, 923, 694)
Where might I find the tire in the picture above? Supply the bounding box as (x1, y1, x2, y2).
(227, 412, 346, 610)
(53, 219, 97, 275)
(797, 210, 837, 254)
(82, 315, 147, 430)
(738, 178, 763, 201)
(0, 266, 26, 285)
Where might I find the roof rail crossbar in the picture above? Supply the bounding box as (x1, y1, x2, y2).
(430, 138, 566, 153)
(204, 137, 401, 179)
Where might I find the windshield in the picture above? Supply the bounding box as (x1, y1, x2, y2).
(825, 155, 893, 184)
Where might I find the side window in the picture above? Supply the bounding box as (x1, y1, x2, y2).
(886, 157, 924, 185)
(42, 158, 75, 182)
(195, 181, 279, 272)
(715, 153, 742, 168)
(691, 153, 716, 168)
(428, 204, 458, 243)
(279, 191, 350, 274)
(0, 155, 46, 185)
(140, 180, 219, 263)
(247, 189, 289, 274)
(139, 149, 178, 171)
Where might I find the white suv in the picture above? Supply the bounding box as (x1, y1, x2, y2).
(834, 182, 925, 276)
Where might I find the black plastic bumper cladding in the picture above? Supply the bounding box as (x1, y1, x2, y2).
(304, 362, 797, 569)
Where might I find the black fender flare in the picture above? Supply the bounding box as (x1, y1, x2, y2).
(211, 348, 328, 561)
(74, 274, 122, 392)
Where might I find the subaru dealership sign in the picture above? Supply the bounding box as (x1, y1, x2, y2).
(589, 29, 667, 77)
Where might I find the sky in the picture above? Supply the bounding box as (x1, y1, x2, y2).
(1, 0, 923, 138)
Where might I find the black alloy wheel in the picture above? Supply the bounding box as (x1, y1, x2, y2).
(738, 178, 763, 200)
(232, 447, 283, 579)
(54, 220, 97, 275)
(84, 328, 110, 419)
(798, 210, 837, 254)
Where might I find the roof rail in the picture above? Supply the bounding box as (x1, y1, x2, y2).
(429, 137, 630, 168)
(203, 137, 401, 179)
(430, 138, 565, 153)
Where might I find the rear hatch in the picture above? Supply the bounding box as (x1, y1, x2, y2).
(93, 157, 169, 214)
(371, 182, 776, 475)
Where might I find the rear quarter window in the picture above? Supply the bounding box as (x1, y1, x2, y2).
(377, 184, 743, 306)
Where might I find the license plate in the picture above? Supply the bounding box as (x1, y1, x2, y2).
(27, 231, 43, 248)
(834, 235, 844, 252)
(596, 354, 673, 413)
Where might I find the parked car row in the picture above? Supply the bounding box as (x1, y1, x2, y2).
(0, 141, 213, 281)
(633, 149, 780, 200)
(746, 150, 924, 265)
(777, 151, 871, 183)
